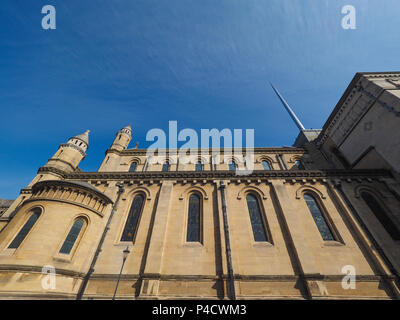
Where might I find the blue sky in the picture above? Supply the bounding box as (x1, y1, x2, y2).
(0, 0, 399, 199)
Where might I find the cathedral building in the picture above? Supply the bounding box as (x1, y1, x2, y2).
(0, 72, 399, 299)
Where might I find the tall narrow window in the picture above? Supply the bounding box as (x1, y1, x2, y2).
(361, 192, 400, 240)
(8, 209, 41, 249)
(262, 160, 271, 170)
(295, 160, 305, 170)
(187, 194, 201, 242)
(195, 161, 203, 171)
(162, 161, 170, 172)
(304, 194, 335, 241)
(129, 162, 137, 172)
(59, 218, 86, 255)
(229, 160, 237, 171)
(121, 194, 145, 242)
(246, 194, 268, 242)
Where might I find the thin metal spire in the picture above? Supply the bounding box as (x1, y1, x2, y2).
(270, 82, 305, 131)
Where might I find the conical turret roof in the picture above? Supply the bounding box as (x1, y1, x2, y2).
(119, 124, 132, 136)
(73, 130, 90, 145)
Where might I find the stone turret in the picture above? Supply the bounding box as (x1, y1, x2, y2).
(110, 125, 132, 152)
(98, 125, 132, 172)
(44, 130, 90, 172)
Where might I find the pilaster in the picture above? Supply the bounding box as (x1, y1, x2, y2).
(139, 180, 174, 298)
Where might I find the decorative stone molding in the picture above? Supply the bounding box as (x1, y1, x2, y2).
(295, 185, 326, 199)
(255, 155, 276, 164)
(179, 186, 209, 200)
(125, 186, 152, 200)
(28, 180, 113, 217)
(237, 186, 268, 200)
(120, 147, 307, 156)
(129, 156, 142, 165)
(59, 143, 87, 157)
(38, 166, 392, 183)
(354, 184, 390, 199)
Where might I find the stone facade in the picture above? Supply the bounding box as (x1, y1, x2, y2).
(0, 72, 399, 299)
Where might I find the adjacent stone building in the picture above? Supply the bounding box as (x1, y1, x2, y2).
(0, 72, 399, 299)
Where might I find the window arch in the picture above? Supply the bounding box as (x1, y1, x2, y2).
(129, 162, 137, 172)
(121, 194, 145, 242)
(162, 161, 170, 172)
(361, 192, 400, 240)
(246, 194, 268, 242)
(295, 160, 305, 170)
(228, 160, 237, 171)
(8, 208, 42, 249)
(59, 217, 87, 255)
(186, 193, 202, 242)
(195, 161, 203, 171)
(304, 194, 335, 241)
(262, 160, 272, 170)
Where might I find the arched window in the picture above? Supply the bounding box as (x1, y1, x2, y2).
(121, 194, 145, 242)
(246, 194, 268, 242)
(228, 160, 237, 171)
(361, 192, 400, 240)
(195, 161, 203, 171)
(162, 161, 170, 172)
(262, 160, 271, 170)
(295, 160, 305, 170)
(187, 194, 201, 242)
(59, 217, 86, 255)
(304, 194, 335, 241)
(129, 162, 137, 172)
(8, 208, 42, 249)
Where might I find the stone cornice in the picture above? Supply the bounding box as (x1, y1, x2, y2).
(358, 72, 400, 79)
(115, 147, 307, 156)
(32, 180, 112, 204)
(29, 180, 113, 217)
(20, 188, 32, 194)
(38, 166, 392, 183)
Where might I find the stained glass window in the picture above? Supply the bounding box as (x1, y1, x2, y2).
(59, 218, 85, 254)
(187, 194, 201, 242)
(295, 160, 305, 170)
(8, 209, 41, 249)
(304, 194, 335, 241)
(361, 192, 400, 240)
(195, 161, 203, 171)
(129, 162, 137, 172)
(162, 161, 170, 172)
(229, 161, 237, 171)
(262, 160, 271, 170)
(121, 194, 144, 242)
(246, 194, 268, 242)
